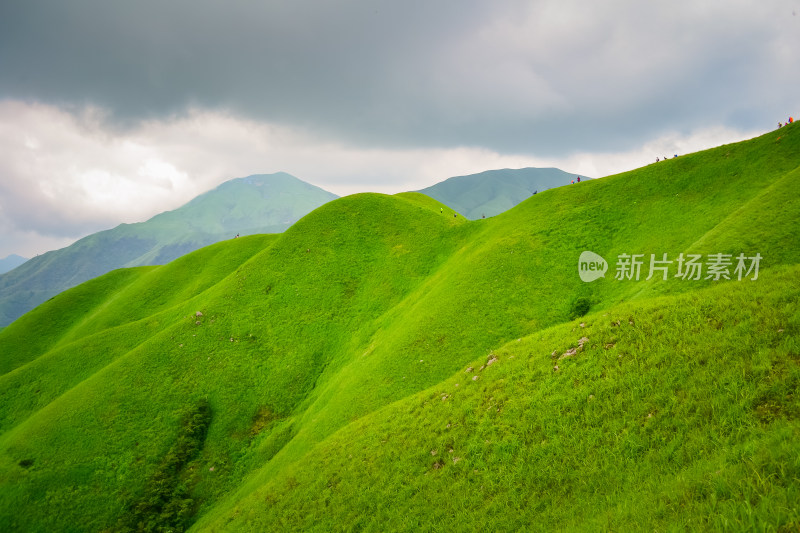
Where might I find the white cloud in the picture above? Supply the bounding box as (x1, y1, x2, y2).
(0, 98, 773, 258)
(541, 125, 768, 179)
(0, 231, 75, 261)
(0, 101, 201, 229)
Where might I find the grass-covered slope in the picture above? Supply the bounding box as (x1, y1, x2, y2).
(0, 173, 338, 328)
(0, 125, 798, 531)
(417, 167, 583, 219)
(201, 265, 800, 531)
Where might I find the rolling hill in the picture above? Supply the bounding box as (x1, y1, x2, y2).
(0, 124, 798, 531)
(0, 172, 338, 328)
(417, 167, 585, 219)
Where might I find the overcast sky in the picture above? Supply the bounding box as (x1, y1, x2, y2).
(1, 0, 798, 258)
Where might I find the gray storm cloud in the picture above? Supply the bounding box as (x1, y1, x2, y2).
(0, 0, 798, 257)
(2, 0, 797, 155)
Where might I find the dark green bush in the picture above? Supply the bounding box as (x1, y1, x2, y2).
(569, 296, 591, 320)
(118, 399, 212, 532)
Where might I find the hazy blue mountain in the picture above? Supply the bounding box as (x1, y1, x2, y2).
(0, 173, 338, 327)
(418, 167, 588, 219)
(0, 255, 28, 275)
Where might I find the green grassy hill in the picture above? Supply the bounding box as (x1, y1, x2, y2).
(0, 125, 798, 531)
(417, 167, 584, 219)
(0, 173, 338, 328)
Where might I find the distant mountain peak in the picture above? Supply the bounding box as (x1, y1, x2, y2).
(0, 254, 29, 275)
(0, 173, 338, 327)
(418, 167, 587, 219)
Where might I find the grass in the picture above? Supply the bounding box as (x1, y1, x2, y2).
(0, 123, 798, 531)
(201, 265, 800, 531)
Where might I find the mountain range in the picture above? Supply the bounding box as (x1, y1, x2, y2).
(1, 124, 798, 530)
(0, 167, 581, 328)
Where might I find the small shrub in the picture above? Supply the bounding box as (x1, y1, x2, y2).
(569, 296, 591, 320)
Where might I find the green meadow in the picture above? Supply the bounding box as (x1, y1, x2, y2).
(0, 124, 798, 531)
